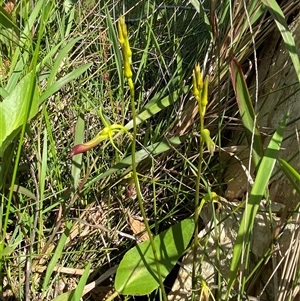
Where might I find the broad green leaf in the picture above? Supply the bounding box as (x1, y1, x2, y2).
(230, 57, 263, 169)
(227, 114, 288, 297)
(0, 73, 39, 156)
(115, 217, 194, 295)
(262, 0, 300, 83)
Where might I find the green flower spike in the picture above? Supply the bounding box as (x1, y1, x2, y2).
(201, 128, 215, 156)
(118, 16, 133, 79)
(192, 63, 209, 118)
(70, 107, 132, 157)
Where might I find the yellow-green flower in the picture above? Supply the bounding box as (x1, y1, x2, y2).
(192, 63, 208, 118)
(118, 16, 133, 79)
(71, 108, 131, 157)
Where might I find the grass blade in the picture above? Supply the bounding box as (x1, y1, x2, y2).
(262, 0, 300, 83)
(230, 57, 263, 169)
(278, 158, 300, 195)
(47, 37, 83, 87)
(125, 86, 189, 131)
(71, 115, 85, 189)
(86, 135, 188, 187)
(71, 262, 91, 301)
(106, 10, 124, 99)
(40, 63, 92, 104)
(227, 114, 288, 297)
(42, 221, 72, 295)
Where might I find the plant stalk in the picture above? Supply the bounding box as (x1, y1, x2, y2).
(128, 78, 167, 301)
(191, 137, 204, 299)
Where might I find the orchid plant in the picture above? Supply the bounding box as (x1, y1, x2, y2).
(192, 63, 215, 155)
(70, 107, 132, 157)
(71, 16, 134, 158)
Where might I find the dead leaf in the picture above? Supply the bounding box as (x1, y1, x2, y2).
(128, 214, 150, 242)
(3, 0, 15, 14)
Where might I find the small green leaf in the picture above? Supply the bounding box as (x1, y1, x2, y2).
(0, 73, 39, 156)
(115, 217, 194, 295)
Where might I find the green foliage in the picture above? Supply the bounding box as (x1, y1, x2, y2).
(262, 0, 300, 83)
(0, 0, 299, 300)
(115, 217, 194, 295)
(229, 57, 263, 169)
(227, 114, 288, 297)
(0, 72, 39, 156)
(42, 222, 73, 295)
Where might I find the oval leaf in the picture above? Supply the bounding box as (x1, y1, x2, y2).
(115, 217, 194, 295)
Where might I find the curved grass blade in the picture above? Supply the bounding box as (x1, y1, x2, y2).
(278, 158, 300, 195)
(105, 10, 124, 98)
(40, 63, 92, 104)
(42, 221, 72, 296)
(125, 86, 189, 131)
(229, 57, 263, 169)
(226, 114, 288, 298)
(47, 37, 83, 87)
(71, 262, 91, 301)
(262, 0, 300, 83)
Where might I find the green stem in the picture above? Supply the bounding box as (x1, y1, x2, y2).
(105, 291, 119, 301)
(128, 78, 167, 300)
(191, 117, 205, 299)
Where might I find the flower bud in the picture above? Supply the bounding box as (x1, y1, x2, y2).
(201, 128, 215, 156)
